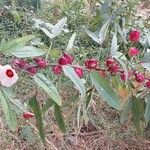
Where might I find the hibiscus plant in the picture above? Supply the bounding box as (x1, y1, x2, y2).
(0, 14, 150, 143)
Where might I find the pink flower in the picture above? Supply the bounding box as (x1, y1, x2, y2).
(145, 80, 150, 88)
(85, 59, 99, 69)
(135, 73, 145, 83)
(129, 30, 140, 42)
(52, 65, 62, 75)
(74, 67, 84, 78)
(0, 65, 19, 87)
(23, 112, 34, 119)
(128, 47, 140, 57)
(33, 57, 47, 69)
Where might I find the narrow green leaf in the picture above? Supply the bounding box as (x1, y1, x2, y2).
(41, 99, 54, 113)
(0, 35, 35, 52)
(62, 65, 86, 98)
(4, 46, 45, 58)
(142, 52, 150, 71)
(34, 73, 62, 106)
(132, 96, 142, 135)
(0, 88, 17, 130)
(66, 32, 76, 53)
(90, 71, 121, 110)
(28, 96, 45, 143)
(121, 98, 133, 123)
(98, 17, 111, 44)
(111, 32, 118, 56)
(54, 104, 66, 133)
(86, 88, 93, 109)
(144, 95, 150, 125)
(20, 125, 35, 144)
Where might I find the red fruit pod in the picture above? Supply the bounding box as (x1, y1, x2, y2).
(23, 112, 34, 119)
(145, 80, 150, 88)
(85, 58, 99, 69)
(52, 65, 62, 75)
(27, 66, 37, 76)
(106, 58, 115, 68)
(58, 56, 69, 65)
(74, 67, 84, 78)
(63, 53, 74, 64)
(12, 59, 27, 69)
(135, 73, 145, 83)
(33, 57, 47, 69)
(129, 30, 140, 42)
(108, 63, 119, 74)
(128, 47, 140, 57)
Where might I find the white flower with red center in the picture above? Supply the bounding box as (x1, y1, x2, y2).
(0, 65, 19, 87)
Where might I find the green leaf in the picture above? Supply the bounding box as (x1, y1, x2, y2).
(0, 35, 35, 52)
(54, 104, 66, 133)
(86, 88, 93, 109)
(66, 32, 76, 53)
(4, 46, 45, 58)
(111, 32, 118, 56)
(62, 66, 86, 98)
(142, 52, 150, 71)
(98, 17, 111, 44)
(28, 96, 45, 143)
(131, 96, 142, 135)
(90, 71, 121, 110)
(144, 95, 150, 125)
(34, 73, 62, 106)
(85, 29, 100, 44)
(20, 125, 35, 144)
(0, 88, 17, 130)
(116, 23, 127, 43)
(121, 98, 133, 123)
(41, 99, 54, 113)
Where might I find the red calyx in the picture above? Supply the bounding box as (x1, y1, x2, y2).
(85, 58, 99, 69)
(74, 67, 84, 78)
(52, 65, 62, 75)
(23, 112, 34, 119)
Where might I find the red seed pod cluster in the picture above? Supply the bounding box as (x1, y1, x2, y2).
(52, 52, 84, 78)
(12, 57, 48, 76)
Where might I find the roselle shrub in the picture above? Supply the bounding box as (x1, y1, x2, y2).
(0, 2, 150, 144)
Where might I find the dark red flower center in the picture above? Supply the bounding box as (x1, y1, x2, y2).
(6, 69, 14, 78)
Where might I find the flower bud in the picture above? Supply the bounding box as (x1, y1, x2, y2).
(23, 112, 34, 119)
(12, 59, 27, 69)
